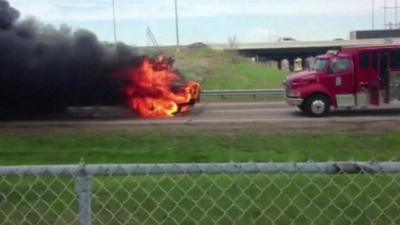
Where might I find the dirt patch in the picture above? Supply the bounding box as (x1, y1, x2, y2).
(0, 118, 399, 137)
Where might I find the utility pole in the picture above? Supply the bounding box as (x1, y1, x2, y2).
(381, 0, 400, 29)
(174, 0, 180, 52)
(396, 0, 399, 28)
(112, 0, 118, 43)
(372, 0, 375, 29)
(384, 0, 387, 29)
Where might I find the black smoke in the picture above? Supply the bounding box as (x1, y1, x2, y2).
(0, 0, 142, 116)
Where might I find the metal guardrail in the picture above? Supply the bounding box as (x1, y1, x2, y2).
(201, 89, 285, 98)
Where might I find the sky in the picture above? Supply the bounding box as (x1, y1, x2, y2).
(8, 0, 397, 46)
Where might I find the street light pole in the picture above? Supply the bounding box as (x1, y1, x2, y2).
(372, 0, 375, 29)
(174, 0, 180, 52)
(112, 0, 118, 44)
(396, 0, 399, 28)
(384, 0, 387, 29)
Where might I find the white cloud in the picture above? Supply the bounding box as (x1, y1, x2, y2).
(9, 0, 372, 21)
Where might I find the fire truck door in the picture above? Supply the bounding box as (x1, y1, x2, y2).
(328, 58, 355, 107)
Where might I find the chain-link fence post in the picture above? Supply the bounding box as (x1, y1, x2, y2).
(75, 161, 92, 225)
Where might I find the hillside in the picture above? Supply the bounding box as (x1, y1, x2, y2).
(144, 47, 288, 90)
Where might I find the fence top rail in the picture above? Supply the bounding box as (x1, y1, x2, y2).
(1, 162, 400, 176)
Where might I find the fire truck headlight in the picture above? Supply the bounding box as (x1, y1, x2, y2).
(288, 90, 301, 98)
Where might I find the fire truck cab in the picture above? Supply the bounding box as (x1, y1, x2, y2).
(284, 45, 400, 116)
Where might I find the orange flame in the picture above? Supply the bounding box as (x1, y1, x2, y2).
(123, 57, 201, 118)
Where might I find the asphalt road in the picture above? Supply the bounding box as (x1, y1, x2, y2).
(195, 101, 400, 122)
(2, 102, 400, 134)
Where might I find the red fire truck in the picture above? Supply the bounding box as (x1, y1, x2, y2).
(284, 45, 400, 116)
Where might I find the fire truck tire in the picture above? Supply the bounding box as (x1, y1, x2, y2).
(304, 94, 330, 117)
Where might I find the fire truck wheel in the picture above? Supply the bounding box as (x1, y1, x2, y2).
(304, 94, 330, 117)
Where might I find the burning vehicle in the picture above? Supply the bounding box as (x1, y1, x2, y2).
(0, 0, 200, 119)
(121, 56, 201, 118)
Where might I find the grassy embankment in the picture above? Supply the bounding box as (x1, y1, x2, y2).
(168, 48, 287, 90)
(143, 47, 288, 101)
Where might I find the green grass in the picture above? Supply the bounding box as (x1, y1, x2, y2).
(0, 131, 399, 165)
(145, 47, 288, 90)
(200, 95, 284, 102)
(96, 174, 400, 225)
(1, 131, 400, 224)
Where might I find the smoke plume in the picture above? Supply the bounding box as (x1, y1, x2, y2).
(0, 0, 142, 116)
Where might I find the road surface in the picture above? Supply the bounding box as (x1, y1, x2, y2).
(2, 102, 400, 134)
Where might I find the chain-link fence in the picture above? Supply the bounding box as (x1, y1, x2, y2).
(1, 162, 400, 225)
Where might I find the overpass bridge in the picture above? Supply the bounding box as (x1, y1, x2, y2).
(209, 38, 400, 69)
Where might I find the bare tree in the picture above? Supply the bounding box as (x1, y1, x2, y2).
(227, 35, 239, 49)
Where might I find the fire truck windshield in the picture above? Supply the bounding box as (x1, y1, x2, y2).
(313, 59, 328, 72)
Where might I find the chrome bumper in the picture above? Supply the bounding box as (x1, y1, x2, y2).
(285, 96, 304, 106)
